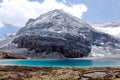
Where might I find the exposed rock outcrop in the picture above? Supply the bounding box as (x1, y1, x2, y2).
(0, 51, 26, 59)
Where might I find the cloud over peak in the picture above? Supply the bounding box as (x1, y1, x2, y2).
(0, 0, 87, 28)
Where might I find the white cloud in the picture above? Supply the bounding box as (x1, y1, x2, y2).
(0, 0, 87, 27)
(0, 21, 4, 28)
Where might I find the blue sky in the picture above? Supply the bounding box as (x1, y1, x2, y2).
(0, 0, 120, 36)
(62, 0, 120, 22)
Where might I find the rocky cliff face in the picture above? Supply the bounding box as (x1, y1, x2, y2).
(12, 9, 120, 58)
(12, 9, 93, 58)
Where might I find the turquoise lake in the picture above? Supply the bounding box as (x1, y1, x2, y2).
(0, 59, 120, 67)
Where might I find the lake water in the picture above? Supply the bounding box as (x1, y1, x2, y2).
(0, 59, 120, 67)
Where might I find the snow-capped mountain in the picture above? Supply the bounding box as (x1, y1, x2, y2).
(0, 9, 120, 58)
(90, 20, 120, 37)
(13, 9, 120, 58)
(89, 20, 120, 57)
(13, 9, 93, 58)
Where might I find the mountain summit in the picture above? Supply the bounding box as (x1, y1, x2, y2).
(17, 9, 92, 37)
(13, 9, 93, 58)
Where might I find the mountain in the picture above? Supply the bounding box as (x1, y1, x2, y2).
(89, 20, 120, 57)
(12, 9, 93, 58)
(89, 20, 120, 37)
(89, 31, 120, 57)
(0, 9, 120, 58)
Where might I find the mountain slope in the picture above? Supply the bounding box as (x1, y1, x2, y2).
(13, 9, 93, 58)
(89, 20, 120, 57)
(0, 9, 119, 58)
(89, 31, 120, 57)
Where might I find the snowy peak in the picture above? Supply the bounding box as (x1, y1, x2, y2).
(26, 9, 69, 26)
(13, 9, 94, 58)
(38, 9, 66, 19)
(25, 9, 86, 28)
(17, 9, 92, 37)
(13, 9, 120, 58)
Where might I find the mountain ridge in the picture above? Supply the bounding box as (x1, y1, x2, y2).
(13, 9, 93, 58)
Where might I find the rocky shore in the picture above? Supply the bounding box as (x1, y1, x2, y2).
(0, 66, 120, 80)
(0, 51, 26, 59)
